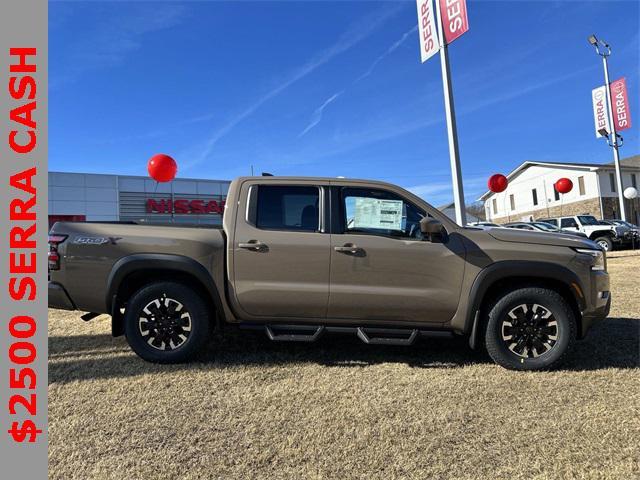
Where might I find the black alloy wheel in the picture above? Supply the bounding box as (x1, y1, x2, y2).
(138, 296, 192, 351)
(500, 303, 558, 358)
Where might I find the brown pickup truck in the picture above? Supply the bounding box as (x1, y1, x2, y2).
(49, 176, 611, 370)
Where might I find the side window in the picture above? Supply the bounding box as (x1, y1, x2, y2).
(341, 187, 425, 239)
(560, 218, 577, 228)
(255, 185, 319, 232)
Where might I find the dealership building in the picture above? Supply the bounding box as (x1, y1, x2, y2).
(48, 171, 230, 228)
(478, 156, 640, 225)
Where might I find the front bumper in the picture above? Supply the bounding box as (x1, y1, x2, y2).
(580, 270, 611, 337)
(48, 282, 76, 310)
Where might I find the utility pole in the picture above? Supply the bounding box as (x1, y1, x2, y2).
(588, 34, 626, 221)
(435, 0, 466, 226)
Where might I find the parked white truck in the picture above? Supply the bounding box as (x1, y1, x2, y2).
(538, 215, 624, 251)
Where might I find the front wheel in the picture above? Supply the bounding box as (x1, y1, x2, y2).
(124, 281, 212, 363)
(484, 287, 576, 370)
(593, 236, 613, 251)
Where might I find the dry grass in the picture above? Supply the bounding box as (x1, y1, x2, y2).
(49, 254, 640, 480)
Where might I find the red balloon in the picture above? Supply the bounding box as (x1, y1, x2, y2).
(147, 154, 177, 183)
(488, 174, 508, 193)
(555, 177, 573, 194)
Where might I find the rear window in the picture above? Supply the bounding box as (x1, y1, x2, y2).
(255, 185, 319, 232)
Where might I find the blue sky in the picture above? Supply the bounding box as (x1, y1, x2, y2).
(49, 0, 639, 206)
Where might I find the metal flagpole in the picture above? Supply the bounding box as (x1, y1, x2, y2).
(601, 54, 627, 221)
(434, 0, 466, 226)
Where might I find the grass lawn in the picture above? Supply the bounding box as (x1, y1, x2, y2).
(49, 251, 640, 479)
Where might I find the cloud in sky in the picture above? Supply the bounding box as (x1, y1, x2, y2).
(183, 3, 403, 169)
(356, 25, 417, 82)
(298, 91, 344, 138)
(298, 24, 418, 138)
(51, 4, 187, 89)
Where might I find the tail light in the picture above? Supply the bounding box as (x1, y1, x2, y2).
(48, 234, 67, 271)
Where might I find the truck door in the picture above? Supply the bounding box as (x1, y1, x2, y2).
(231, 182, 330, 319)
(327, 186, 466, 324)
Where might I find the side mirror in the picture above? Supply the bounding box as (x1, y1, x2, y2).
(420, 217, 445, 241)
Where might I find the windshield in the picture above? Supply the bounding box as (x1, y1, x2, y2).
(577, 215, 601, 226)
(532, 222, 559, 232)
(616, 221, 636, 228)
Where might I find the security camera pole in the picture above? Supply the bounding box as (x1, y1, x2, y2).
(588, 34, 627, 221)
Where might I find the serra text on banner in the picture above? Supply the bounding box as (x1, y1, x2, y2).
(416, 0, 439, 63)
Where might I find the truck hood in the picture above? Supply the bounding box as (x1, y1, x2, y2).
(487, 227, 599, 249)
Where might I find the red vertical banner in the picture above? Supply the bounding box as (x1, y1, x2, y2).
(609, 77, 632, 132)
(438, 0, 469, 44)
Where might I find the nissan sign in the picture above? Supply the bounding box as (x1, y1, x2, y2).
(146, 198, 225, 215)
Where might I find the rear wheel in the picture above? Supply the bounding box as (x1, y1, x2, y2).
(124, 281, 211, 363)
(593, 236, 613, 251)
(484, 287, 576, 370)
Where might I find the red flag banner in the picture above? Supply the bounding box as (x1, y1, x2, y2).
(439, 0, 469, 44)
(610, 77, 632, 132)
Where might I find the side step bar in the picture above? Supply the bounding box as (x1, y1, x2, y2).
(265, 325, 325, 342)
(239, 323, 453, 346)
(357, 327, 418, 346)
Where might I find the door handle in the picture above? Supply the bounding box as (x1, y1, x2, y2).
(334, 243, 364, 255)
(238, 240, 268, 252)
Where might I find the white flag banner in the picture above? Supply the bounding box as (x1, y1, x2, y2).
(416, 0, 439, 63)
(592, 85, 610, 138)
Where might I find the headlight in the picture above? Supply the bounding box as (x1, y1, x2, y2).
(575, 248, 606, 271)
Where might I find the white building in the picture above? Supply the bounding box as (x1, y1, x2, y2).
(437, 202, 482, 224)
(49, 171, 230, 228)
(478, 156, 640, 225)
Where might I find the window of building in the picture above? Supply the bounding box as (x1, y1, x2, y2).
(532, 188, 538, 206)
(553, 184, 560, 201)
(609, 173, 616, 192)
(632, 173, 637, 189)
(255, 185, 319, 232)
(578, 176, 585, 196)
(509, 194, 515, 211)
(492, 198, 497, 215)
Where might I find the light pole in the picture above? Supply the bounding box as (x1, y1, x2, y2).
(588, 34, 627, 221)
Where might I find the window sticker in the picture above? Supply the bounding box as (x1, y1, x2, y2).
(351, 197, 403, 230)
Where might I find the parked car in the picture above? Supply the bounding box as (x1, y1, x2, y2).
(468, 221, 501, 228)
(49, 176, 611, 370)
(599, 220, 638, 247)
(504, 221, 588, 238)
(537, 215, 624, 251)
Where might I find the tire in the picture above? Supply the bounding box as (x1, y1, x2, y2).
(124, 281, 211, 363)
(484, 287, 576, 371)
(593, 236, 613, 251)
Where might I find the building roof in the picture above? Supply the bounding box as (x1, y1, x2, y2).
(477, 156, 640, 201)
(611, 154, 640, 168)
